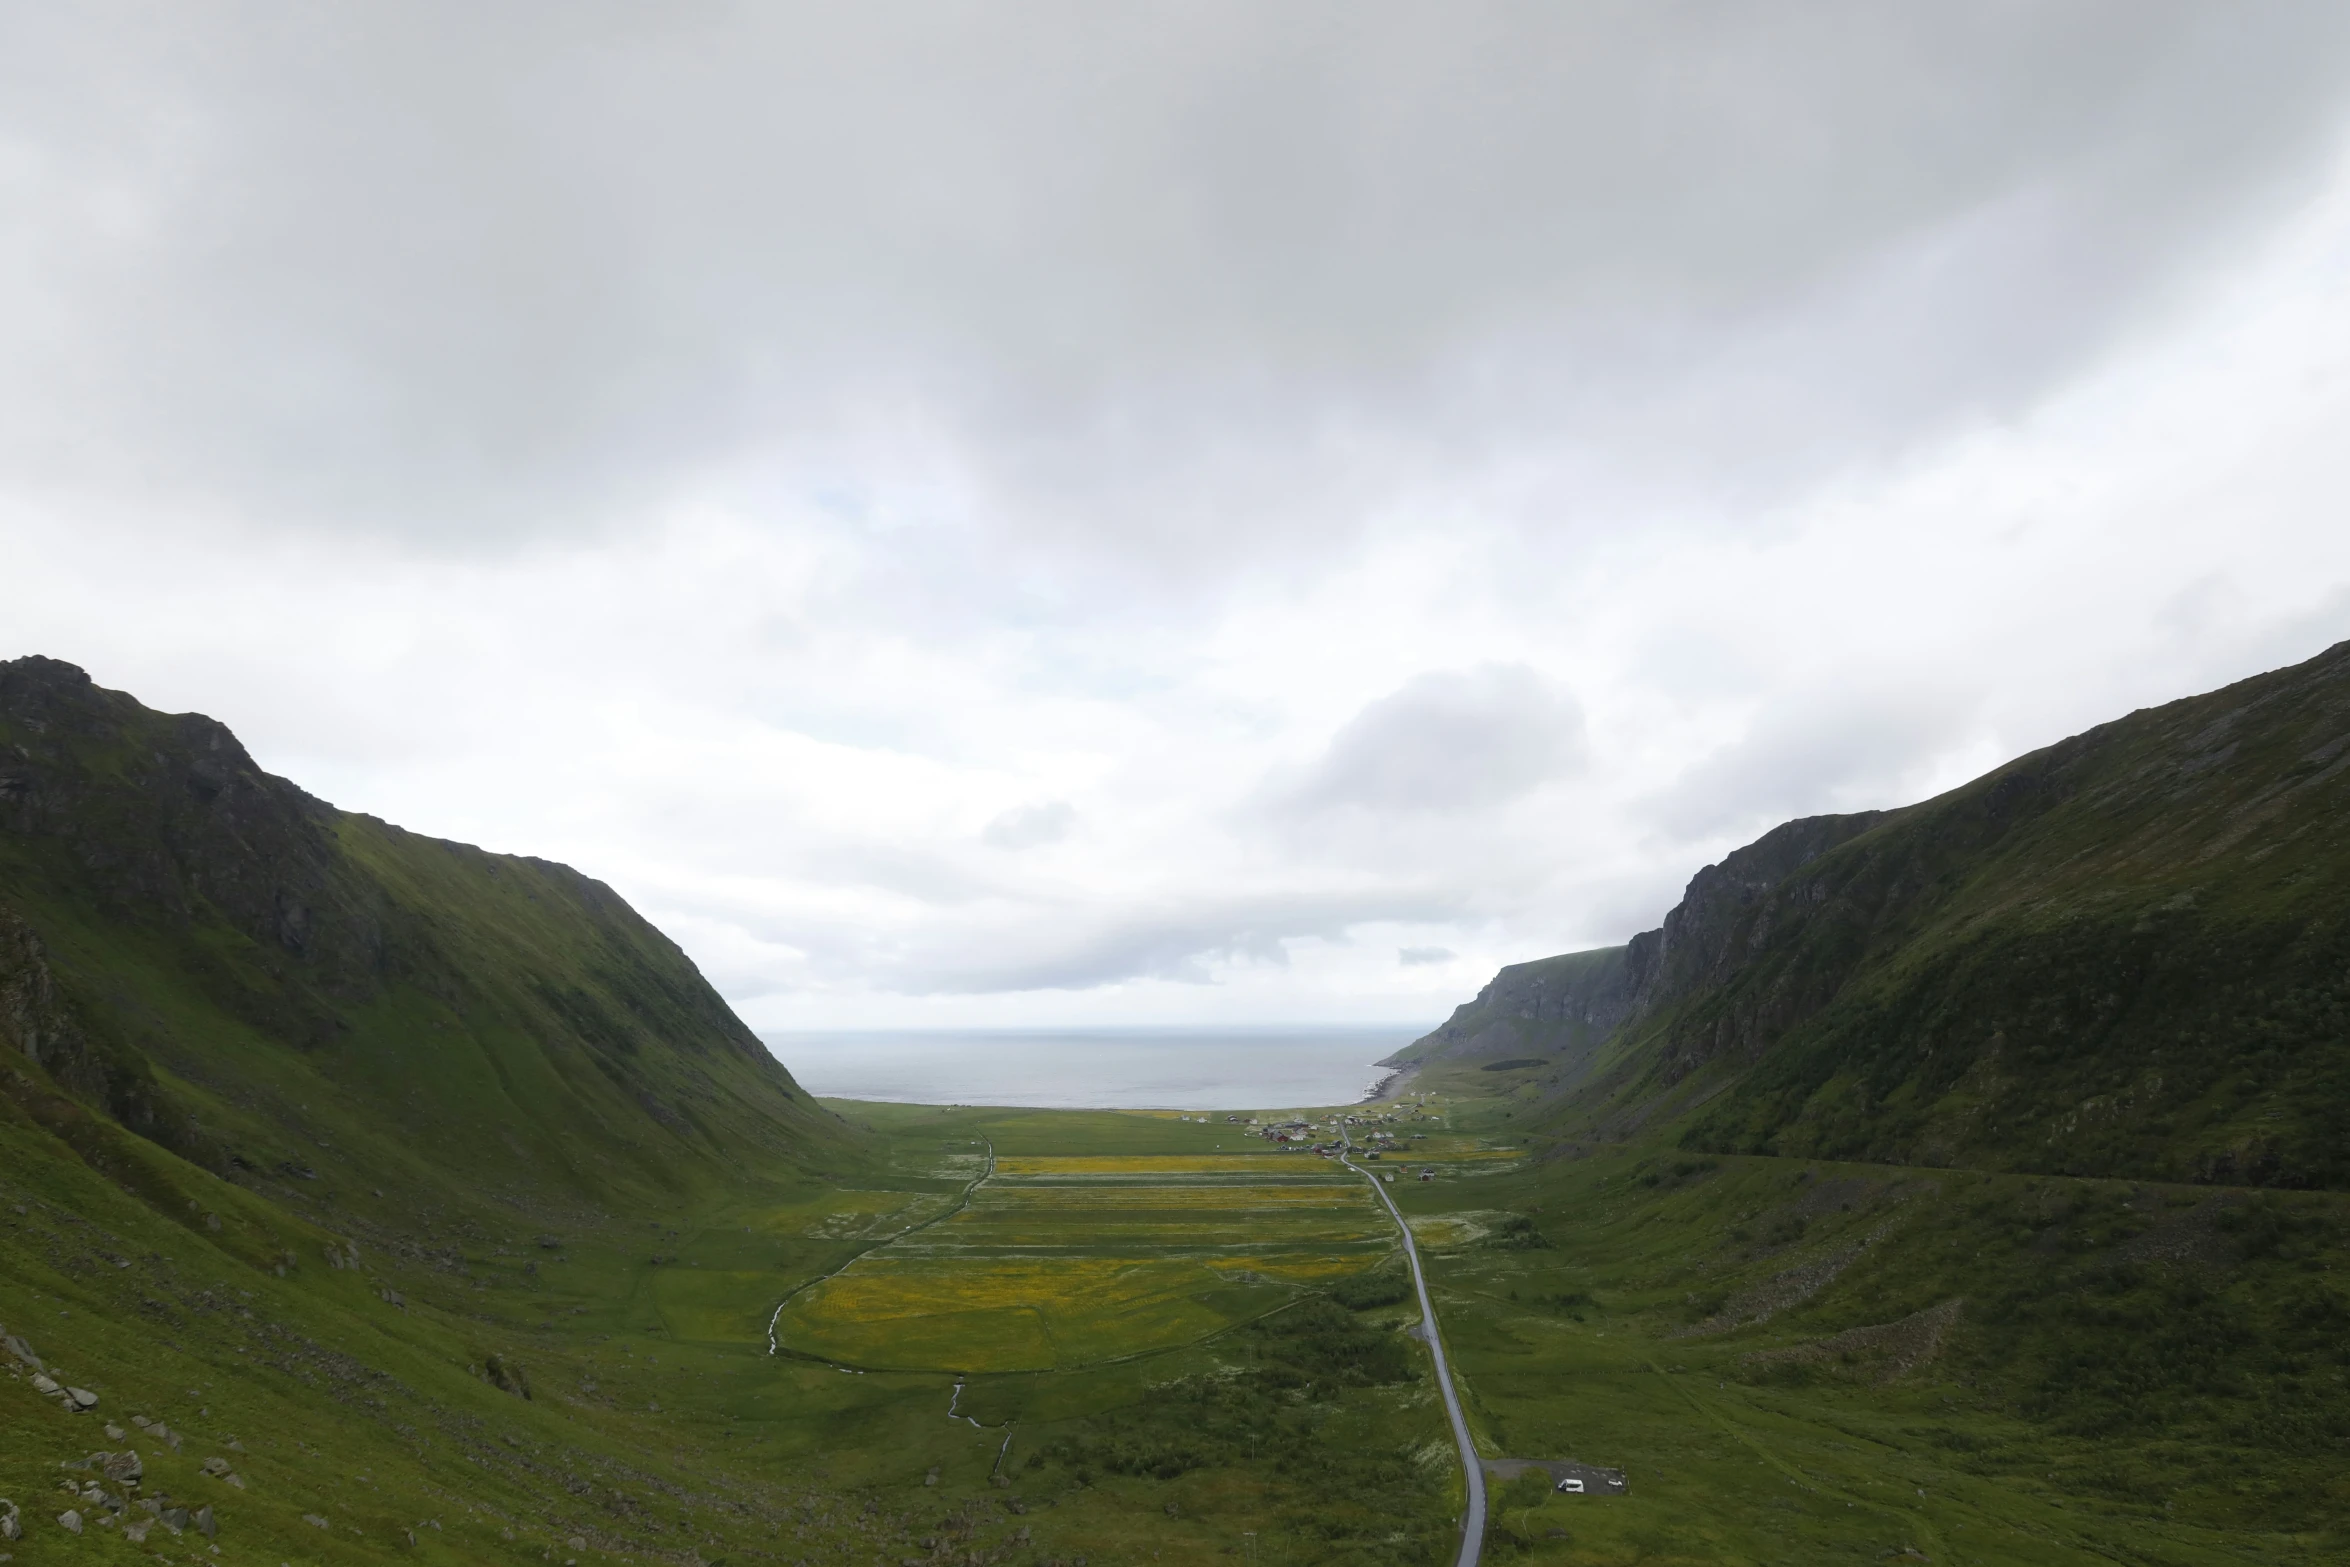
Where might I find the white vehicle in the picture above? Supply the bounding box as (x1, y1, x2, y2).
(1555, 1477, 1585, 1494)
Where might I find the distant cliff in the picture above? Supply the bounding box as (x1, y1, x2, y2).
(1382, 944, 1637, 1084)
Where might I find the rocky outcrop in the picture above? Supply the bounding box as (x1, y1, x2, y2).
(1619, 811, 1895, 1016)
(0, 904, 210, 1161)
(0, 903, 88, 1075)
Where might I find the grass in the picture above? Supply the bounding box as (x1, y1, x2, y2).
(1381, 1090, 2350, 1565)
(776, 1129, 1396, 1374)
(1, 1094, 1460, 1565)
(10, 1062, 2347, 1564)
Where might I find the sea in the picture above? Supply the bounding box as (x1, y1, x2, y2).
(766, 1025, 1432, 1110)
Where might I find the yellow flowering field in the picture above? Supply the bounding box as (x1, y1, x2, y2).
(992, 1153, 1345, 1178)
(772, 1163, 1396, 1369)
(907, 1183, 1388, 1254)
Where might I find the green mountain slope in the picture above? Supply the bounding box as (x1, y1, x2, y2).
(0, 655, 839, 1221)
(1418, 640, 2350, 1188)
(0, 658, 1031, 1565)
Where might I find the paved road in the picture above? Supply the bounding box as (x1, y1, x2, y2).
(1345, 1148, 1485, 1567)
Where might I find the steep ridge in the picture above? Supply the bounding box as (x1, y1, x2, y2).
(0, 655, 837, 1220)
(1423, 640, 2350, 1188)
(1387, 812, 1890, 1087)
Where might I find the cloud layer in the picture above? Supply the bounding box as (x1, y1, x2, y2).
(7, 5, 2350, 1027)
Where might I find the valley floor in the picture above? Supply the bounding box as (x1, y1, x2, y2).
(5, 1089, 2344, 1566)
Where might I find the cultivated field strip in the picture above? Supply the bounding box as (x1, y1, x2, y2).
(770, 1152, 1396, 1370)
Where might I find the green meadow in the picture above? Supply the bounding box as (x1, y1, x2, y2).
(0, 1097, 1461, 1566)
(11, 1074, 2348, 1565)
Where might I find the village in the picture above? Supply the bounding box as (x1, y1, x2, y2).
(1172, 1101, 1448, 1181)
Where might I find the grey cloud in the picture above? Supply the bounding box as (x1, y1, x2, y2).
(1649, 685, 1978, 841)
(1282, 664, 1586, 816)
(2231, 585, 2350, 673)
(863, 889, 1469, 995)
(4, 3, 2348, 567)
(1397, 946, 1456, 967)
(983, 800, 1076, 850)
(10, 5, 2350, 1025)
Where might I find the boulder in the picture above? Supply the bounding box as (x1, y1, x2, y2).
(28, 1373, 58, 1395)
(162, 1506, 188, 1534)
(58, 1508, 82, 1534)
(199, 1457, 230, 1477)
(195, 1504, 216, 1538)
(67, 1386, 97, 1409)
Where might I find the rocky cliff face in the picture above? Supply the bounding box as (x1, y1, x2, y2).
(1393, 811, 1893, 1075)
(0, 902, 83, 1071)
(1619, 811, 1894, 1015)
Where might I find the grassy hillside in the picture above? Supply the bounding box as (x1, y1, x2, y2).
(1, 1094, 1458, 1566)
(1412, 640, 2350, 1191)
(1388, 1086, 2350, 1564)
(1648, 640, 2350, 1186)
(0, 656, 882, 1562)
(0, 655, 842, 1225)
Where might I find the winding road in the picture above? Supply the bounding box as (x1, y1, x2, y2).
(1343, 1144, 1485, 1567)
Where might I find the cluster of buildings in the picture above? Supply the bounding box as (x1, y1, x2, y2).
(1173, 1104, 1445, 1178)
(1171, 1109, 1437, 1173)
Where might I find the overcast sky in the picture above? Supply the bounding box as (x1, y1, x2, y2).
(9, 3, 2350, 1034)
